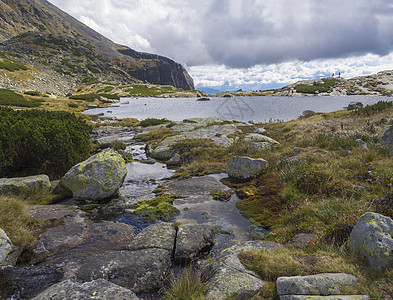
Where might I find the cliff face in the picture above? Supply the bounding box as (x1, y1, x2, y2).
(0, 0, 194, 93)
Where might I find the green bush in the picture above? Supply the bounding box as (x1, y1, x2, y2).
(99, 93, 120, 100)
(0, 107, 92, 178)
(139, 118, 170, 127)
(0, 89, 40, 108)
(24, 91, 40, 96)
(0, 60, 28, 72)
(295, 78, 340, 94)
(353, 100, 393, 116)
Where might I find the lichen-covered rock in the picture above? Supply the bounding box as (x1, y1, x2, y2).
(203, 241, 281, 299)
(61, 149, 127, 201)
(0, 175, 51, 196)
(32, 279, 140, 300)
(276, 273, 359, 296)
(244, 133, 279, 144)
(128, 223, 176, 252)
(379, 125, 393, 154)
(227, 156, 269, 180)
(280, 296, 369, 300)
(349, 212, 393, 270)
(76, 249, 172, 293)
(248, 142, 271, 153)
(0, 228, 12, 264)
(174, 224, 214, 265)
(291, 233, 318, 248)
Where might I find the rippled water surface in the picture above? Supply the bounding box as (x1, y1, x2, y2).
(85, 95, 390, 122)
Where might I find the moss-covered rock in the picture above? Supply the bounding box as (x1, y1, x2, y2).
(0, 175, 51, 196)
(0, 228, 13, 264)
(61, 149, 126, 201)
(349, 212, 393, 270)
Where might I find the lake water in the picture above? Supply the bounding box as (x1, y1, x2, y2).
(84, 95, 391, 123)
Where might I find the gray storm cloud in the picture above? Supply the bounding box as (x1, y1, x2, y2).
(48, 0, 393, 68)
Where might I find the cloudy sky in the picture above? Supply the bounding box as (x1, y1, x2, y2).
(48, 0, 393, 91)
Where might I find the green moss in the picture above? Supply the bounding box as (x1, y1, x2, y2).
(130, 193, 181, 222)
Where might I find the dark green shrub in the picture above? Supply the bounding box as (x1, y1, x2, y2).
(0, 60, 28, 72)
(353, 100, 393, 117)
(69, 93, 100, 102)
(68, 103, 79, 108)
(0, 107, 92, 178)
(321, 216, 357, 246)
(139, 118, 170, 127)
(99, 93, 120, 100)
(295, 78, 339, 94)
(24, 91, 40, 96)
(0, 89, 40, 108)
(82, 76, 99, 85)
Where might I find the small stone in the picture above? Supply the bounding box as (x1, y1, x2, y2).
(254, 127, 267, 135)
(248, 142, 271, 153)
(354, 139, 368, 149)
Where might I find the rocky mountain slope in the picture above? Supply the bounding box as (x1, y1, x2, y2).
(0, 0, 194, 96)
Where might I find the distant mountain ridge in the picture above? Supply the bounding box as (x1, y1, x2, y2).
(0, 0, 194, 95)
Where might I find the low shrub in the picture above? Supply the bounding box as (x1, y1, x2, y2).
(0, 89, 40, 108)
(69, 93, 100, 102)
(0, 107, 92, 178)
(353, 100, 393, 117)
(139, 118, 170, 127)
(0, 60, 28, 72)
(99, 93, 120, 100)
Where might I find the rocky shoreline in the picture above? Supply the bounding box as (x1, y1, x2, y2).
(1, 114, 393, 299)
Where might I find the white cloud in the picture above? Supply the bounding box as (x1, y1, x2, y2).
(47, 0, 393, 90)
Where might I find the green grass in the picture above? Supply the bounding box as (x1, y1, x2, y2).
(163, 269, 208, 300)
(82, 76, 99, 85)
(0, 60, 28, 72)
(97, 86, 114, 93)
(126, 84, 180, 96)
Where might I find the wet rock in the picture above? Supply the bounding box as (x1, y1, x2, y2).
(76, 249, 172, 293)
(0, 175, 51, 196)
(244, 133, 279, 144)
(32, 279, 140, 300)
(0, 265, 63, 299)
(248, 142, 271, 153)
(290, 233, 318, 248)
(227, 156, 269, 180)
(61, 149, 127, 201)
(165, 175, 230, 204)
(276, 273, 359, 296)
(174, 224, 215, 265)
(28, 205, 89, 263)
(379, 125, 393, 154)
(349, 212, 393, 270)
(128, 222, 176, 252)
(203, 241, 282, 299)
(0, 228, 12, 264)
(48, 222, 135, 265)
(346, 102, 363, 110)
(354, 139, 368, 149)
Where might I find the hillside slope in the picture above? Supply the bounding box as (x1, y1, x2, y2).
(0, 0, 194, 96)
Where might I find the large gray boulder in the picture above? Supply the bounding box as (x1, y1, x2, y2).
(349, 212, 393, 270)
(379, 125, 393, 154)
(0, 175, 51, 196)
(227, 156, 269, 180)
(276, 273, 359, 296)
(32, 279, 140, 300)
(0, 228, 13, 265)
(76, 249, 172, 293)
(203, 241, 281, 299)
(61, 149, 127, 201)
(174, 224, 215, 265)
